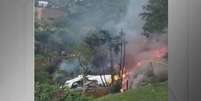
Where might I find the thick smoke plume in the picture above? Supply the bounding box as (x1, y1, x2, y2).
(125, 34, 167, 71)
(114, 0, 168, 71)
(114, 0, 168, 87)
(59, 0, 168, 76)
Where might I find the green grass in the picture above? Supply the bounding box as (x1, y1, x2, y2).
(94, 82, 167, 101)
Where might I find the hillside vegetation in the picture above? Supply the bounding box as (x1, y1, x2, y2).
(95, 81, 167, 101)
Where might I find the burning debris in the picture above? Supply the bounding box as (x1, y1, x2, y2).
(117, 31, 168, 91)
(64, 75, 112, 89)
(129, 59, 168, 89)
(120, 68, 129, 92)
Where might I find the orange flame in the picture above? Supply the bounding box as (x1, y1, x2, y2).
(153, 47, 167, 59)
(136, 61, 142, 67)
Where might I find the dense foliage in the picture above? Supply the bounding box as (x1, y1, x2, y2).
(35, 82, 93, 101)
(140, 0, 168, 36)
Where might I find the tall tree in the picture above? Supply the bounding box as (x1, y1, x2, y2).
(84, 30, 121, 85)
(140, 0, 168, 36)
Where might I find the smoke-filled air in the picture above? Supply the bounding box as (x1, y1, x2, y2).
(35, 0, 168, 101)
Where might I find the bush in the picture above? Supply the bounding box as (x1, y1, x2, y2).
(35, 82, 93, 101)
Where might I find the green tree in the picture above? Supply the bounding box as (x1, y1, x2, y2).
(140, 0, 168, 36)
(83, 30, 121, 85)
(34, 14, 80, 85)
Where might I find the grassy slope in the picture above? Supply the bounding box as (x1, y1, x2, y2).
(95, 82, 167, 101)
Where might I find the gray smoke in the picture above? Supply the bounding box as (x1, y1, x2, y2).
(58, 0, 168, 75)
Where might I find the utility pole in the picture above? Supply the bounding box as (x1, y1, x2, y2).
(119, 29, 123, 76)
(123, 30, 126, 71)
(119, 28, 126, 76)
(119, 28, 128, 92)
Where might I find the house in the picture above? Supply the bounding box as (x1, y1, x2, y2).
(35, 1, 64, 20)
(38, 1, 48, 7)
(35, 7, 64, 20)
